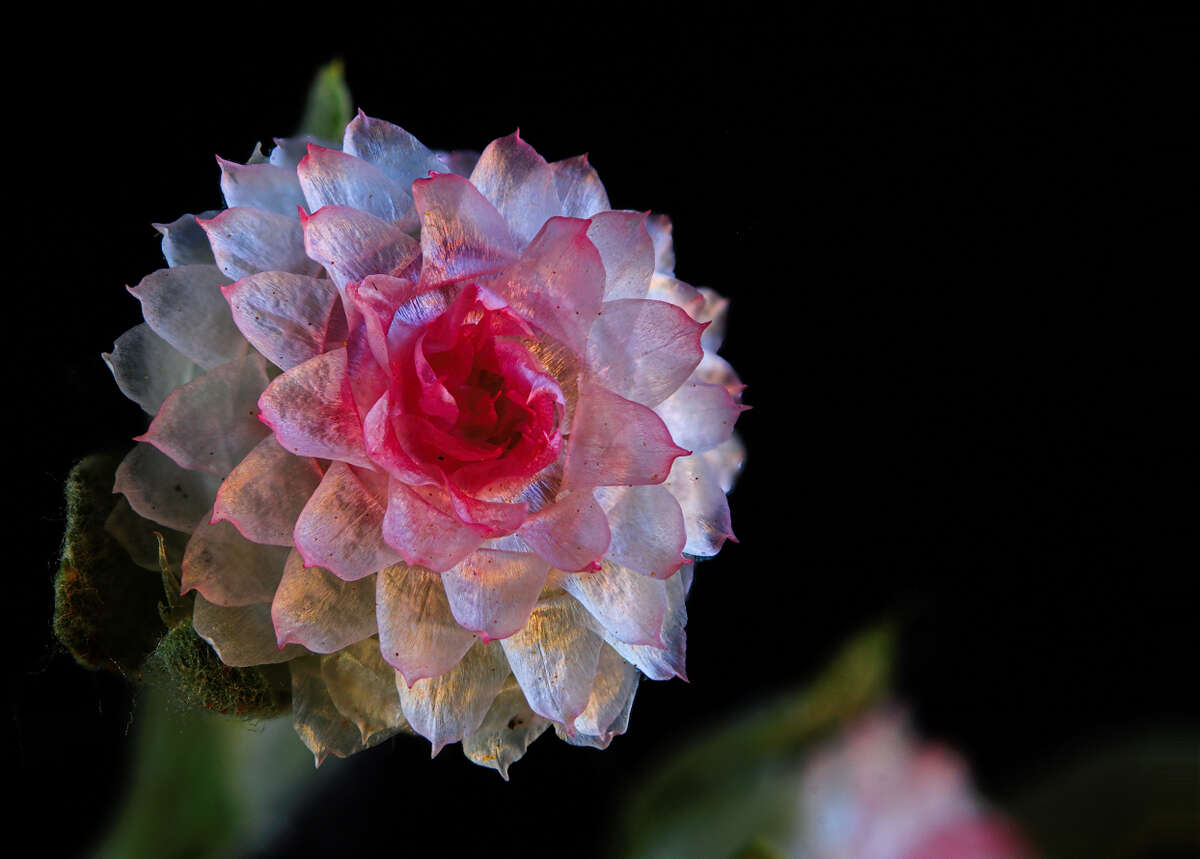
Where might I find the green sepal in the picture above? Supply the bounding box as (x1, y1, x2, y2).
(298, 60, 352, 142)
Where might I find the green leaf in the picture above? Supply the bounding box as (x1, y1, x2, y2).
(95, 686, 314, 859)
(615, 623, 896, 859)
(298, 60, 352, 142)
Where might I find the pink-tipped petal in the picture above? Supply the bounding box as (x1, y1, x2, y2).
(211, 435, 323, 546)
(199, 206, 318, 281)
(550, 154, 610, 219)
(397, 640, 509, 757)
(563, 380, 689, 489)
(500, 595, 603, 728)
(136, 353, 271, 477)
(223, 271, 346, 371)
(345, 274, 422, 368)
(298, 144, 414, 226)
(180, 514, 290, 606)
(492, 217, 605, 355)
(441, 549, 550, 641)
(648, 276, 730, 349)
(300, 205, 421, 292)
(129, 265, 245, 370)
(293, 461, 402, 581)
(586, 298, 705, 407)
(655, 377, 747, 453)
(412, 172, 518, 287)
(562, 561, 669, 648)
(361, 391, 434, 485)
(218, 157, 305, 216)
(192, 596, 305, 667)
(178, 506, 289, 607)
(604, 565, 690, 681)
(444, 488, 528, 538)
(517, 490, 611, 572)
(258, 347, 376, 469)
(380, 480, 485, 572)
(113, 442, 220, 533)
(595, 484, 687, 579)
(587, 211, 655, 300)
(376, 564, 476, 684)
(469, 132, 561, 246)
(342, 111, 445, 189)
(663, 453, 735, 557)
(272, 551, 377, 653)
(103, 324, 202, 415)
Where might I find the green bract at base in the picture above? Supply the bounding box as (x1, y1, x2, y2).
(53, 453, 165, 675)
(147, 621, 290, 718)
(53, 453, 291, 720)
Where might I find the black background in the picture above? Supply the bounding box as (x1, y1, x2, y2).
(11, 10, 1195, 857)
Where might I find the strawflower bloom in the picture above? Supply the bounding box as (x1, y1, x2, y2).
(793, 711, 1033, 858)
(104, 111, 746, 774)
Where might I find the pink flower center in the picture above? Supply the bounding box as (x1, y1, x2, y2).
(388, 284, 565, 494)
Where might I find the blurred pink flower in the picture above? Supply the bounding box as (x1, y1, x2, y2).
(106, 112, 745, 773)
(794, 711, 1033, 858)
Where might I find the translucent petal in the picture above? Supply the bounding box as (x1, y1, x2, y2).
(563, 380, 688, 489)
(136, 353, 271, 477)
(293, 461, 401, 581)
(103, 323, 202, 415)
(153, 212, 218, 268)
(587, 211, 654, 300)
(181, 514, 289, 606)
(376, 564, 476, 684)
(595, 483, 687, 579)
(469, 132, 561, 246)
(192, 596, 304, 667)
(586, 298, 704, 407)
(441, 549, 550, 642)
(211, 436, 323, 546)
(500, 595, 603, 727)
(321, 638, 407, 743)
(223, 271, 345, 371)
(562, 561, 668, 648)
(397, 640, 508, 755)
(129, 265, 245, 370)
(272, 551, 378, 653)
(113, 442, 220, 532)
(462, 678, 550, 779)
(550, 155, 610, 219)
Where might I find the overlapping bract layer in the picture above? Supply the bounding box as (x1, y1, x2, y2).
(106, 112, 746, 774)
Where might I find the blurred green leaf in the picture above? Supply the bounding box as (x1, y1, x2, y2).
(96, 687, 314, 858)
(616, 623, 896, 859)
(299, 60, 352, 142)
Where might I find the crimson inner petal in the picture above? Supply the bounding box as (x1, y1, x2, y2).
(395, 285, 563, 489)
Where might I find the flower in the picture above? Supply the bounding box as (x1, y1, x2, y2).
(793, 711, 1033, 858)
(104, 111, 746, 774)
